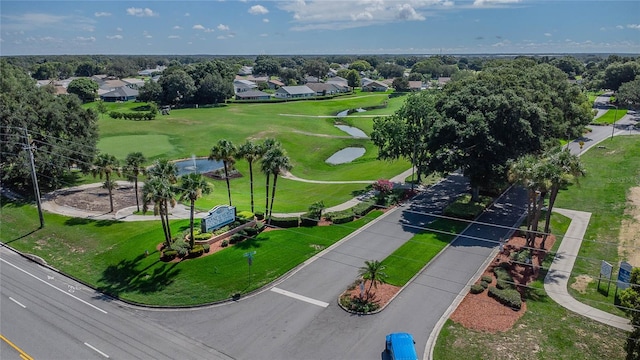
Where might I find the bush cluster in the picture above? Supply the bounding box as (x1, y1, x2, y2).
(353, 200, 376, 217)
(108, 111, 156, 120)
(510, 249, 530, 264)
(443, 194, 494, 220)
(162, 249, 178, 260)
(193, 232, 212, 240)
(229, 231, 246, 244)
(300, 214, 319, 227)
(493, 263, 515, 290)
(470, 283, 485, 294)
(255, 211, 265, 220)
(170, 240, 190, 257)
(202, 243, 210, 253)
(488, 286, 522, 310)
(269, 216, 300, 228)
(236, 211, 254, 222)
(481, 275, 493, 283)
(339, 294, 380, 313)
(221, 240, 229, 247)
(188, 245, 205, 258)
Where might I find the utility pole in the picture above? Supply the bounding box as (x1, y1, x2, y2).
(23, 128, 44, 228)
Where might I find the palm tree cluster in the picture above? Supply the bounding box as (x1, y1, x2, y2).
(508, 148, 585, 250)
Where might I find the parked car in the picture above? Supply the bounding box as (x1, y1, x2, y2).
(385, 332, 418, 360)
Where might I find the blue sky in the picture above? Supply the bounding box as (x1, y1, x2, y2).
(1, 0, 639, 56)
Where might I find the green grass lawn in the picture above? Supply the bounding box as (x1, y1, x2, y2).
(434, 212, 627, 360)
(591, 108, 628, 124)
(85, 94, 411, 213)
(383, 219, 468, 286)
(554, 136, 640, 315)
(0, 197, 382, 306)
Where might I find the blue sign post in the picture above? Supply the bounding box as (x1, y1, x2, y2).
(615, 261, 633, 299)
(244, 251, 256, 288)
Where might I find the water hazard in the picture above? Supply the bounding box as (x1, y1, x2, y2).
(174, 158, 223, 176)
(325, 147, 366, 165)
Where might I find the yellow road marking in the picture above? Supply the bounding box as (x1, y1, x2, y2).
(0, 334, 34, 360)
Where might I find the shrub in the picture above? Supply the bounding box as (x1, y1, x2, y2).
(189, 245, 205, 258)
(162, 249, 177, 260)
(480, 280, 490, 289)
(300, 213, 319, 227)
(213, 226, 230, 235)
(332, 213, 355, 224)
(269, 216, 300, 228)
(244, 226, 258, 236)
(353, 200, 376, 217)
(481, 275, 493, 283)
(229, 233, 245, 244)
(470, 283, 485, 294)
(237, 211, 254, 222)
(220, 240, 229, 247)
(443, 194, 494, 220)
(255, 222, 265, 232)
(496, 279, 513, 290)
(324, 210, 351, 221)
(255, 211, 265, 220)
(171, 240, 190, 257)
(339, 294, 380, 313)
(193, 232, 212, 240)
(203, 243, 210, 253)
(488, 286, 522, 310)
(511, 249, 529, 264)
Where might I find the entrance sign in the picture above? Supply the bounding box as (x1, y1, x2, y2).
(601, 261, 613, 279)
(201, 205, 236, 233)
(617, 261, 633, 290)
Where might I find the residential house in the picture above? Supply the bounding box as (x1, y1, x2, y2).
(122, 78, 145, 89)
(304, 76, 320, 84)
(408, 81, 423, 91)
(362, 80, 389, 92)
(237, 66, 253, 76)
(233, 79, 258, 94)
(327, 76, 348, 88)
(305, 82, 348, 96)
(235, 90, 271, 101)
(274, 85, 315, 99)
(138, 66, 166, 77)
(267, 79, 285, 90)
(100, 86, 139, 102)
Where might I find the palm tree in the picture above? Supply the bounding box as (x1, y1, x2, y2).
(236, 140, 262, 213)
(179, 173, 212, 249)
(358, 260, 388, 299)
(262, 147, 292, 223)
(91, 153, 121, 213)
(259, 138, 282, 221)
(142, 177, 176, 248)
(147, 159, 178, 184)
(541, 149, 585, 247)
(123, 152, 146, 212)
(209, 139, 237, 206)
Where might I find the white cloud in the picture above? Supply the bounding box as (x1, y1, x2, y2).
(473, 0, 521, 7)
(193, 24, 205, 30)
(94, 12, 111, 17)
(260, 33, 268, 37)
(106, 34, 123, 40)
(396, 4, 425, 21)
(628, 24, 640, 30)
(2, 13, 69, 31)
(126, 8, 158, 17)
(143, 31, 152, 38)
(544, 32, 552, 37)
(184, 13, 190, 17)
(75, 36, 96, 42)
(217, 24, 230, 31)
(217, 35, 227, 40)
(249, 5, 269, 15)
(168, 35, 181, 39)
(263, 18, 270, 23)
(173, 25, 183, 30)
(616, 25, 624, 29)
(116, 27, 123, 32)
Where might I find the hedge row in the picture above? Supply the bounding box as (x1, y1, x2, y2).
(488, 286, 522, 310)
(109, 111, 156, 121)
(353, 200, 376, 217)
(269, 216, 300, 228)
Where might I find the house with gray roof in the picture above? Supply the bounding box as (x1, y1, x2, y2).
(274, 85, 315, 99)
(233, 79, 258, 94)
(362, 80, 389, 92)
(235, 90, 271, 101)
(100, 87, 139, 102)
(305, 82, 348, 96)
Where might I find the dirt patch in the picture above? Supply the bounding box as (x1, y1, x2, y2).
(450, 234, 555, 333)
(619, 187, 640, 266)
(570, 274, 594, 294)
(52, 184, 139, 213)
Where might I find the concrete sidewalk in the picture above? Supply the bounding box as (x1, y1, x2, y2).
(544, 208, 632, 331)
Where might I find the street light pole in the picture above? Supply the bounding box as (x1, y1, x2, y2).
(610, 105, 618, 140)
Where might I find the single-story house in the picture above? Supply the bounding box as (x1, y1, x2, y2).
(362, 80, 389, 92)
(100, 86, 139, 102)
(326, 76, 348, 88)
(138, 66, 166, 76)
(304, 76, 320, 83)
(235, 90, 271, 101)
(99, 79, 129, 92)
(233, 79, 258, 94)
(268, 79, 285, 90)
(122, 78, 145, 89)
(408, 81, 423, 91)
(238, 66, 253, 76)
(274, 85, 315, 99)
(305, 82, 347, 96)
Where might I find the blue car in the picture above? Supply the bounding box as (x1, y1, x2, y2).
(385, 332, 418, 360)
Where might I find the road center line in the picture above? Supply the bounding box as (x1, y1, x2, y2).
(0, 258, 108, 314)
(9, 296, 26, 308)
(84, 342, 110, 358)
(270, 287, 329, 308)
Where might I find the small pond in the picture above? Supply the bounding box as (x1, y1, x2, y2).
(325, 147, 366, 165)
(174, 158, 224, 176)
(335, 125, 367, 138)
(336, 108, 366, 117)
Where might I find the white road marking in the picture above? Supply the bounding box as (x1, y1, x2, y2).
(270, 287, 329, 308)
(9, 297, 26, 308)
(0, 258, 108, 314)
(84, 342, 110, 358)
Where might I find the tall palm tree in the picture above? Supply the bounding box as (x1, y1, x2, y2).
(142, 177, 176, 248)
(263, 147, 292, 223)
(236, 140, 262, 213)
(91, 153, 121, 213)
(179, 173, 212, 249)
(123, 152, 146, 212)
(541, 149, 585, 247)
(358, 260, 388, 300)
(147, 159, 178, 184)
(209, 139, 237, 206)
(259, 138, 282, 220)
